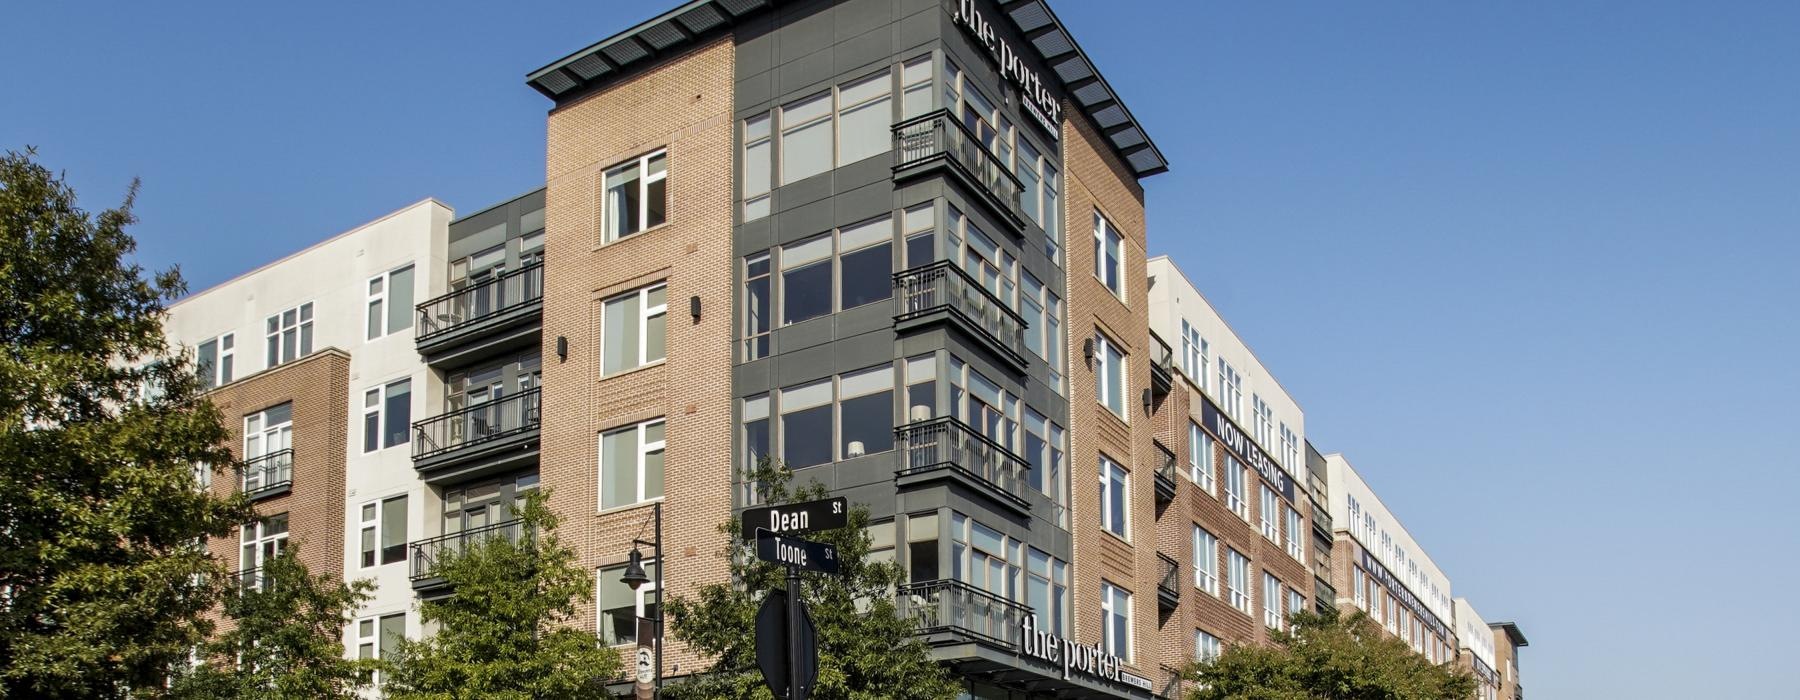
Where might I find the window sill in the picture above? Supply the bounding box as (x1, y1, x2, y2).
(1101, 527, 1131, 547)
(595, 222, 673, 251)
(597, 498, 664, 517)
(600, 358, 667, 382)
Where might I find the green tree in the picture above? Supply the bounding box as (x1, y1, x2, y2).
(170, 545, 374, 699)
(0, 147, 252, 698)
(1185, 610, 1476, 700)
(664, 460, 959, 700)
(381, 489, 621, 699)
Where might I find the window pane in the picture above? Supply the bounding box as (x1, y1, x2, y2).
(840, 243, 891, 309)
(782, 259, 831, 324)
(839, 97, 892, 165)
(380, 614, 406, 654)
(782, 387, 832, 469)
(603, 293, 641, 375)
(606, 164, 641, 240)
(368, 299, 384, 339)
(388, 266, 414, 332)
(782, 119, 832, 184)
(197, 340, 218, 388)
(745, 139, 771, 198)
(840, 389, 892, 458)
(645, 175, 667, 229)
(364, 411, 380, 453)
(601, 427, 640, 509)
(384, 379, 411, 448)
(381, 496, 407, 564)
(644, 442, 665, 501)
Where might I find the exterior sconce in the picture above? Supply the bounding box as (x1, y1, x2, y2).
(556, 335, 568, 362)
(689, 295, 701, 321)
(1082, 338, 1095, 368)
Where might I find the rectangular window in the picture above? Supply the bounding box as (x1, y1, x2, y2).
(1280, 423, 1299, 472)
(837, 72, 892, 166)
(903, 202, 934, 268)
(1192, 525, 1218, 595)
(1094, 332, 1126, 419)
(1044, 163, 1061, 265)
(242, 404, 292, 494)
(239, 514, 289, 591)
(599, 419, 665, 510)
(366, 264, 415, 340)
(603, 150, 668, 242)
(1025, 546, 1070, 637)
(901, 55, 932, 118)
(1352, 567, 1366, 609)
(838, 365, 894, 458)
(772, 218, 895, 326)
(1196, 630, 1221, 662)
(741, 394, 770, 504)
(1224, 455, 1249, 521)
(838, 217, 894, 310)
(780, 378, 832, 469)
(361, 378, 412, 452)
(196, 333, 234, 389)
(1180, 320, 1207, 390)
(1098, 455, 1128, 538)
(602, 283, 667, 375)
(1286, 507, 1304, 560)
(1289, 589, 1306, 625)
(1253, 395, 1274, 450)
(355, 613, 405, 685)
(744, 254, 771, 360)
(780, 234, 831, 325)
(780, 92, 832, 184)
(779, 365, 895, 468)
(358, 495, 408, 568)
(1188, 422, 1215, 493)
(1218, 359, 1242, 419)
(1226, 549, 1250, 614)
(598, 559, 659, 645)
(744, 116, 772, 220)
(1100, 580, 1132, 662)
(1259, 485, 1280, 542)
(1263, 572, 1283, 629)
(264, 302, 314, 367)
(1092, 211, 1123, 298)
(1018, 137, 1043, 226)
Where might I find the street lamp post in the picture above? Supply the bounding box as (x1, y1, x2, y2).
(619, 502, 663, 699)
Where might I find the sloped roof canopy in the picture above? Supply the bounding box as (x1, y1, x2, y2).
(526, 0, 1167, 178)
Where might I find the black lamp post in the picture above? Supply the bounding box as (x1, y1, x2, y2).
(620, 503, 663, 698)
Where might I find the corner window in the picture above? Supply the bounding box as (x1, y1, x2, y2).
(358, 495, 408, 568)
(838, 365, 894, 459)
(602, 283, 667, 375)
(603, 150, 668, 242)
(1098, 455, 1128, 538)
(366, 264, 415, 340)
(598, 559, 659, 646)
(362, 378, 412, 452)
(1094, 332, 1127, 419)
(264, 302, 314, 367)
(1092, 211, 1123, 298)
(599, 419, 665, 510)
(1099, 580, 1132, 662)
(196, 333, 234, 389)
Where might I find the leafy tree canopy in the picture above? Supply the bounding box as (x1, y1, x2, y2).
(665, 460, 959, 700)
(1185, 611, 1476, 700)
(0, 147, 252, 698)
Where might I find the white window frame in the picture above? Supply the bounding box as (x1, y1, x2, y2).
(1218, 359, 1242, 419)
(602, 150, 669, 242)
(1192, 525, 1218, 595)
(599, 418, 666, 510)
(1098, 455, 1129, 540)
(1226, 549, 1251, 614)
(264, 302, 314, 367)
(239, 514, 288, 588)
(1099, 580, 1133, 662)
(1289, 588, 1306, 623)
(1352, 567, 1366, 609)
(601, 283, 668, 375)
(1263, 572, 1283, 630)
(197, 332, 234, 388)
(1196, 630, 1221, 663)
(358, 494, 408, 569)
(743, 115, 772, 220)
(1285, 507, 1304, 561)
(1091, 210, 1124, 299)
(1252, 395, 1273, 449)
(1094, 332, 1127, 420)
(355, 612, 405, 686)
(361, 378, 411, 453)
(1188, 421, 1215, 494)
(598, 559, 660, 646)
(365, 264, 414, 340)
(1224, 456, 1249, 522)
(1259, 484, 1280, 542)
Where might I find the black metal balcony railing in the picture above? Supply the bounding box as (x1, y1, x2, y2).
(1150, 333, 1175, 396)
(897, 579, 1031, 650)
(1153, 441, 1178, 506)
(895, 417, 1030, 509)
(415, 261, 545, 342)
(236, 567, 267, 594)
(1312, 505, 1334, 536)
(894, 261, 1028, 365)
(408, 519, 529, 580)
(411, 388, 541, 461)
(1157, 553, 1181, 610)
(240, 449, 293, 497)
(893, 109, 1024, 218)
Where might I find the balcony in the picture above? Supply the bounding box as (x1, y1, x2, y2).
(1153, 440, 1177, 508)
(411, 388, 541, 485)
(892, 109, 1025, 231)
(1149, 334, 1174, 400)
(895, 417, 1031, 514)
(414, 261, 544, 368)
(1156, 553, 1181, 614)
(894, 261, 1029, 372)
(408, 519, 529, 598)
(897, 579, 1030, 651)
(1312, 504, 1334, 537)
(240, 449, 292, 501)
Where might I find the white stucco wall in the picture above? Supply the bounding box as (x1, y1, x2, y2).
(1455, 597, 1497, 670)
(1326, 453, 1453, 624)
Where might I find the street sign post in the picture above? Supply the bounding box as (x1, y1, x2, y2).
(754, 530, 840, 574)
(740, 497, 848, 541)
(755, 588, 817, 700)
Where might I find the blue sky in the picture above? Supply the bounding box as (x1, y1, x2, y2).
(6, 1, 1797, 697)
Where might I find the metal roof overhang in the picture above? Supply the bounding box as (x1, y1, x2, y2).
(526, 0, 1168, 178)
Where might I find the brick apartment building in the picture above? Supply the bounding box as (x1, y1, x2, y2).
(161, 0, 1529, 697)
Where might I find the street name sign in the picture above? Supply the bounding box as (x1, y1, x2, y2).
(754, 529, 840, 574)
(740, 497, 848, 540)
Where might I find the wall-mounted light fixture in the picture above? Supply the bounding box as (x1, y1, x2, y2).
(1142, 388, 1153, 414)
(689, 295, 701, 322)
(1082, 338, 1095, 368)
(556, 336, 568, 362)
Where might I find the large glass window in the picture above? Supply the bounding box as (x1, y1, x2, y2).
(367, 264, 415, 340)
(780, 93, 833, 184)
(1193, 525, 1218, 595)
(779, 379, 832, 469)
(1260, 485, 1280, 542)
(838, 365, 894, 458)
(1253, 395, 1274, 450)
(1098, 455, 1128, 538)
(1226, 548, 1250, 614)
(1094, 331, 1126, 419)
(598, 560, 659, 646)
(779, 235, 832, 325)
(838, 217, 894, 310)
(1224, 455, 1249, 521)
(362, 378, 411, 452)
(1181, 320, 1208, 392)
(239, 513, 289, 577)
(264, 302, 313, 367)
(358, 495, 408, 568)
(356, 613, 405, 686)
(243, 403, 292, 493)
(837, 72, 892, 166)
(603, 151, 668, 242)
(599, 419, 665, 510)
(903, 203, 934, 268)
(1196, 630, 1222, 662)
(1100, 580, 1132, 662)
(1025, 546, 1070, 637)
(903, 355, 936, 423)
(1188, 422, 1215, 494)
(196, 333, 234, 389)
(602, 283, 667, 375)
(900, 55, 932, 119)
(744, 116, 772, 220)
(777, 366, 895, 468)
(1092, 211, 1123, 298)
(1263, 572, 1283, 629)
(744, 254, 773, 361)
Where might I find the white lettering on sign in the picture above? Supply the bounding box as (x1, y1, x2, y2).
(1021, 616, 1148, 690)
(767, 507, 809, 533)
(952, 0, 1062, 138)
(774, 540, 809, 568)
